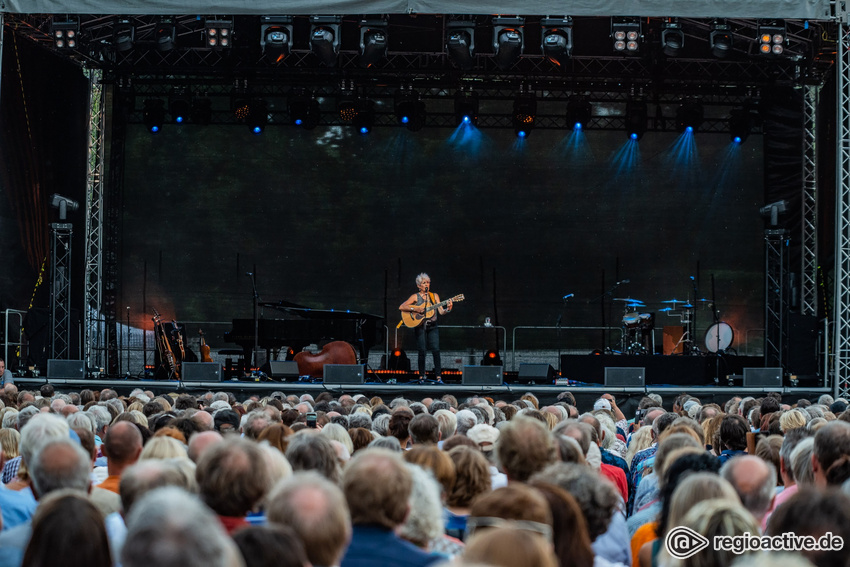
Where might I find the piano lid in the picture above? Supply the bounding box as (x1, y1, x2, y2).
(259, 301, 383, 321)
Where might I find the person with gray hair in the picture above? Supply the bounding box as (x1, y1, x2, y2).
(455, 409, 477, 437)
(0, 437, 92, 567)
(434, 409, 457, 446)
(266, 471, 352, 567)
(720, 455, 777, 524)
(86, 405, 112, 445)
(349, 412, 372, 431)
(372, 413, 391, 436)
(368, 435, 403, 452)
(121, 487, 242, 567)
(285, 430, 342, 483)
(400, 464, 446, 553)
(66, 411, 95, 436)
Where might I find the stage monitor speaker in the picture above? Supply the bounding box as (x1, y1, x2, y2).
(462, 365, 503, 386)
(182, 362, 222, 382)
(47, 359, 85, 379)
(324, 364, 365, 385)
(743, 367, 783, 388)
(517, 363, 555, 383)
(604, 367, 645, 387)
(269, 360, 300, 379)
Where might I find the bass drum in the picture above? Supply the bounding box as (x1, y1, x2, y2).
(705, 322, 734, 353)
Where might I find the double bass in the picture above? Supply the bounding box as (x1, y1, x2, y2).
(293, 341, 357, 378)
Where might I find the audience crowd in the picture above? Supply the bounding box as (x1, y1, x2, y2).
(0, 380, 849, 567)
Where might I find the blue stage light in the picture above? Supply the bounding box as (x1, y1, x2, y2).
(517, 130, 527, 138)
(686, 126, 693, 133)
(150, 125, 159, 133)
(463, 115, 471, 123)
(295, 118, 303, 125)
(574, 122, 582, 130)
(401, 116, 409, 124)
(253, 126, 262, 134)
(175, 116, 184, 123)
(630, 132, 638, 140)
(360, 126, 369, 134)
(733, 136, 742, 143)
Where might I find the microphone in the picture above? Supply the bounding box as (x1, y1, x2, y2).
(246, 272, 253, 276)
(562, 293, 575, 300)
(690, 276, 695, 281)
(616, 279, 630, 285)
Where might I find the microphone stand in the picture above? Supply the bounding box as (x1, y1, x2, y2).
(249, 272, 260, 376)
(556, 313, 563, 375)
(126, 307, 131, 377)
(588, 281, 626, 353)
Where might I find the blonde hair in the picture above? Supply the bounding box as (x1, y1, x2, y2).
(667, 472, 740, 529)
(464, 526, 558, 567)
(626, 426, 654, 468)
(669, 500, 760, 567)
(779, 409, 807, 433)
(0, 428, 21, 459)
(321, 423, 354, 455)
(140, 436, 187, 461)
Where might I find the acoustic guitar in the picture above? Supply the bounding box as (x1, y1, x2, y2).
(199, 329, 213, 363)
(401, 294, 465, 328)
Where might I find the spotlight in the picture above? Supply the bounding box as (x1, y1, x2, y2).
(154, 18, 176, 52)
(676, 101, 704, 133)
(338, 92, 357, 122)
(709, 20, 732, 59)
(168, 91, 191, 124)
(454, 90, 479, 126)
(310, 16, 341, 67)
(481, 349, 502, 366)
(353, 98, 375, 134)
(359, 19, 388, 69)
(757, 21, 786, 56)
(512, 93, 536, 138)
(386, 348, 411, 371)
(492, 17, 524, 70)
(260, 16, 293, 63)
(143, 99, 165, 133)
(611, 18, 641, 54)
(394, 90, 426, 132)
(113, 19, 135, 52)
(625, 100, 647, 140)
(205, 19, 233, 50)
(661, 20, 684, 57)
(446, 21, 476, 71)
(51, 19, 79, 50)
(288, 91, 321, 129)
(541, 17, 573, 67)
(729, 108, 754, 144)
(566, 96, 592, 130)
(247, 100, 268, 134)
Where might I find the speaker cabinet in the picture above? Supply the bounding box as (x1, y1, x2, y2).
(47, 359, 85, 379)
(462, 365, 503, 386)
(604, 367, 645, 387)
(269, 361, 300, 379)
(743, 367, 783, 388)
(323, 364, 365, 385)
(182, 362, 223, 382)
(517, 363, 555, 384)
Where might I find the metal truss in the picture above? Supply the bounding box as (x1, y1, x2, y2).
(83, 68, 107, 372)
(765, 229, 790, 370)
(801, 84, 820, 317)
(49, 223, 73, 359)
(835, 23, 850, 399)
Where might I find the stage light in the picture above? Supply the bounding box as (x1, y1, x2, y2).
(143, 99, 165, 133)
(353, 98, 375, 134)
(729, 107, 754, 144)
(481, 349, 502, 366)
(446, 21, 476, 71)
(676, 101, 704, 133)
(541, 17, 573, 67)
(168, 91, 190, 124)
(113, 20, 135, 52)
(710, 20, 732, 58)
(386, 348, 411, 371)
(492, 17, 524, 70)
(310, 16, 341, 67)
(359, 19, 388, 68)
(611, 18, 641, 54)
(338, 92, 357, 122)
(566, 96, 592, 130)
(454, 90, 479, 126)
(394, 90, 426, 132)
(247, 100, 268, 134)
(661, 20, 684, 57)
(288, 91, 320, 129)
(154, 19, 176, 52)
(51, 19, 79, 50)
(260, 16, 293, 63)
(205, 19, 233, 50)
(512, 93, 537, 138)
(625, 100, 647, 140)
(757, 21, 786, 56)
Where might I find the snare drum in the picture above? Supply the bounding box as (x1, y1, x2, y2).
(638, 312, 654, 331)
(623, 312, 640, 328)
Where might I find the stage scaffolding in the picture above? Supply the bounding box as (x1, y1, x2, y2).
(835, 21, 850, 399)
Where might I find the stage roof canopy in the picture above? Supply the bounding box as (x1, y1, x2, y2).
(3, 0, 834, 19)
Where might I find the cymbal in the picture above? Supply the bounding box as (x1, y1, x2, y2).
(613, 298, 642, 303)
(696, 298, 713, 303)
(659, 307, 673, 312)
(625, 302, 645, 308)
(661, 299, 686, 304)
(682, 303, 695, 309)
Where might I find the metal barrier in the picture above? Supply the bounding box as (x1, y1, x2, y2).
(3, 309, 27, 369)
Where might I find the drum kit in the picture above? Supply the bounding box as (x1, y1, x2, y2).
(613, 297, 734, 355)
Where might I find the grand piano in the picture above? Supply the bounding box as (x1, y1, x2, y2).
(223, 301, 384, 366)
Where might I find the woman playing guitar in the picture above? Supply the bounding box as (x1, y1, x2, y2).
(399, 273, 453, 382)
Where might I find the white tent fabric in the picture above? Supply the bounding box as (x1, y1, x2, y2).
(1, 0, 834, 19)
